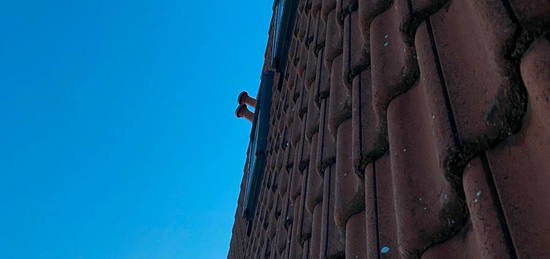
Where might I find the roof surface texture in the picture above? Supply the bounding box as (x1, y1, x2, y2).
(229, 0, 550, 258)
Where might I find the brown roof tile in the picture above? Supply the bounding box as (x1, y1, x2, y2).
(509, 0, 550, 29)
(305, 86, 321, 140)
(305, 48, 319, 88)
(343, 11, 368, 85)
(320, 166, 345, 258)
(483, 35, 550, 258)
(289, 148, 304, 200)
(373, 155, 398, 258)
(370, 0, 419, 159)
(324, 9, 343, 66)
(305, 133, 323, 213)
(334, 119, 364, 228)
(363, 162, 379, 259)
(420, 157, 514, 259)
(289, 196, 304, 258)
(321, 0, 337, 20)
(317, 51, 332, 99)
(315, 17, 327, 53)
(308, 204, 323, 258)
(429, 0, 520, 143)
(317, 99, 336, 170)
(463, 157, 515, 258)
(345, 211, 367, 259)
(328, 56, 352, 135)
(352, 69, 382, 171)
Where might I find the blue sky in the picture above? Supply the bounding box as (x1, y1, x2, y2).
(0, 1, 272, 258)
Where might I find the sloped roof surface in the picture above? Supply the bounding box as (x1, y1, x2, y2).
(229, 0, 550, 258)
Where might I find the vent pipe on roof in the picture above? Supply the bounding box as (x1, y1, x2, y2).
(238, 91, 257, 108)
(235, 104, 255, 122)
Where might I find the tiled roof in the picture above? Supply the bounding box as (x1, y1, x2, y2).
(229, 0, 550, 258)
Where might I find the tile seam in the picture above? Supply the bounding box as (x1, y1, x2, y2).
(479, 152, 519, 259)
(372, 160, 381, 259)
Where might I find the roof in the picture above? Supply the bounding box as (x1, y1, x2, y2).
(229, 0, 550, 258)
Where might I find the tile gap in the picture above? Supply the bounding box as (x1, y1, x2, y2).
(425, 17, 462, 146)
(479, 152, 519, 259)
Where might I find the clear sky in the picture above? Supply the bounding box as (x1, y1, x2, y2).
(0, 1, 272, 258)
